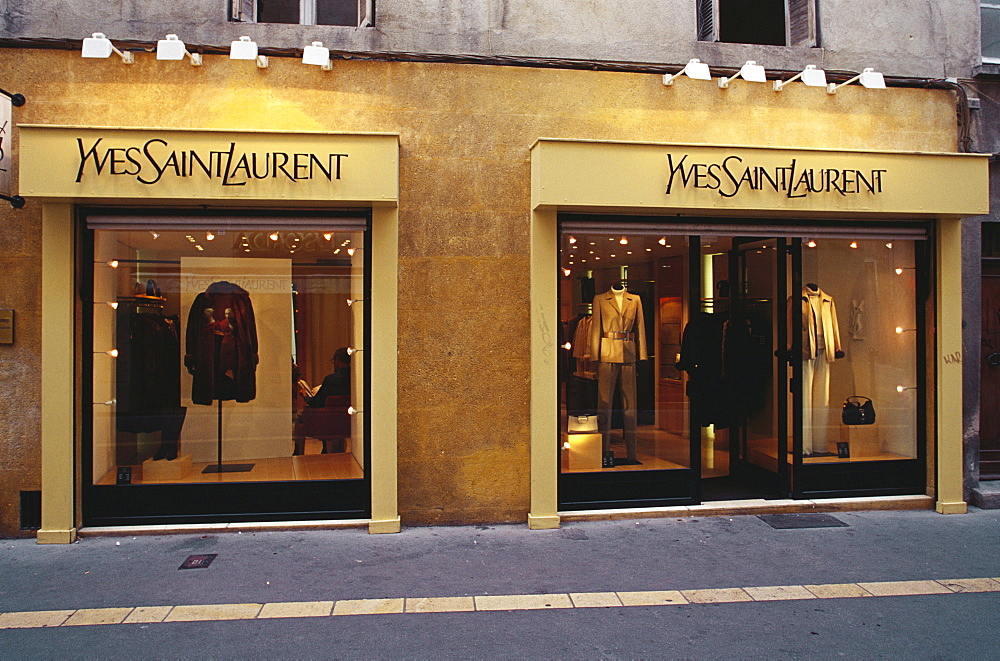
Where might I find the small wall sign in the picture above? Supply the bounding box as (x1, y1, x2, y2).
(0, 309, 13, 344)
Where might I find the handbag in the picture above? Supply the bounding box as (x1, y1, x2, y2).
(567, 414, 599, 433)
(842, 396, 876, 426)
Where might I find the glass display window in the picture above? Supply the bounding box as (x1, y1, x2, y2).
(87, 216, 368, 497)
(558, 219, 927, 508)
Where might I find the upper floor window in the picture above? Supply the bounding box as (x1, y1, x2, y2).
(231, 0, 374, 27)
(983, 3, 1000, 63)
(698, 0, 816, 47)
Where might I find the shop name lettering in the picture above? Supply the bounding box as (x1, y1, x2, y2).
(75, 138, 347, 186)
(665, 154, 886, 199)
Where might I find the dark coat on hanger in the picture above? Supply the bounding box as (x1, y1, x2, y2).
(184, 281, 259, 405)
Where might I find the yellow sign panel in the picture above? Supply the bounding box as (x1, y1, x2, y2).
(18, 126, 399, 205)
(531, 139, 989, 217)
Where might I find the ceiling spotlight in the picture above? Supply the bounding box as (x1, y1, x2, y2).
(568, 236, 577, 244)
(303, 41, 333, 70)
(885, 242, 894, 249)
(323, 232, 333, 241)
(205, 232, 215, 241)
(347, 247, 356, 256)
(150, 231, 159, 239)
(105, 301, 119, 309)
(619, 236, 628, 245)
(229, 36, 268, 68)
(663, 58, 712, 86)
(658, 237, 667, 246)
(718, 61, 767, 88)
(269, 231, 279, 241)
(807, 240, 817, 248)
(562, 268, 571, 276)
(773, 65, 827, 91)
(156, 34, 202, 66)
(849, 241, 858, 249)
(81, 32, 134, 64)
(827, 68, 885, 94)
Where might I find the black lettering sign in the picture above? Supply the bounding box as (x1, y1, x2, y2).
(665, 152, 886, 200)
(74, 137, 348, 187)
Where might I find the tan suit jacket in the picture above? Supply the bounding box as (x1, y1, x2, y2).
(792, 286, 843, 363)
(589, 289, 648, 363)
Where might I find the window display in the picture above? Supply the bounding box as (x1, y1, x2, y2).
(89, 220, 367, 486)
(559, 223, 924, 503)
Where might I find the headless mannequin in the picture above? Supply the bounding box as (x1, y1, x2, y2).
(801, 283, 844, 456)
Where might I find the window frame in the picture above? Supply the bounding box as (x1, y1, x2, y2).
(697, 0, 817, 48)
(231, 0, 375, 28)
(982, 2, 1000, 64)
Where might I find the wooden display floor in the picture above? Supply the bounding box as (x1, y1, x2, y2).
(561, 426, 689, 473)
(96, 449, 363, 485)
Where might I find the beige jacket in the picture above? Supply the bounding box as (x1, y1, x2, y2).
(796, 286, 843, 363)
(588, 288, 648, 364)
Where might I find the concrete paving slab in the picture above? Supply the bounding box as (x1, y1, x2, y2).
(803, 583, 873, 599)
(0, 610, 74, 629)
(165, 603, 263, 622)
(404, 597, 475, 613)
(744, 585, 817, 601)
(568, 592, 623, 608)
(935, 578, 1000, 593)
(122, 606, 173, 623)
(474, 594, 573, 611)
(332, 598, 404, 616)
(63, 607, 134, 626)
(257, 601, 334, 619)
(681, 588, 753, 604)
(857, 580, 952, 597)
(616, 590, 688, 606)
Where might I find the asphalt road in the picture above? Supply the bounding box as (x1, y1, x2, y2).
(2, 508, 999, 659)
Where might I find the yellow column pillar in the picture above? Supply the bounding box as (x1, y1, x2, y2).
(528, 208, 560, 529)
(37, 203, 77, 543)
(368, 206, 400, 533)
(935, 217, 967, 514)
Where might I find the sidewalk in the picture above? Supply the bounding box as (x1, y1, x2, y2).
(2, 507, 999, 658)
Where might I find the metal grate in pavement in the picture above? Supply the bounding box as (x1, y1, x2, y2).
(757, 513, 848, 529)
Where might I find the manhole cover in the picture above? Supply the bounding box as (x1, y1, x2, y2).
(179, 554, 217, 570)
(757, 513, 847, 529)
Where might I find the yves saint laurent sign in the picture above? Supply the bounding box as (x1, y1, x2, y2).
(18, 126, 399, 203)
(75, 137, 348, 186)
(665, 153, 886, 199)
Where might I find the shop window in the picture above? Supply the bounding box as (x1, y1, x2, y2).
(88, 220, 368, 489)
(697, 0, 817, 47)
(559, 226, 922, 507)
(984, 222, 1000, 257)
(231, 0, 374, 27)
(983, 3, 1000, 63)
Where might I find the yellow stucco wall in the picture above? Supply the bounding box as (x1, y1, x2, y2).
(0, 49, 962, 533)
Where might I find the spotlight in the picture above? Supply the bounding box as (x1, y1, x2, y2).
(562, 342, 572, 351)
(229, 36, 268, 68)
(896, 385, 916, 393)
(156, 34, 202, 66)
(107, 260, 119, 268)
(347, 405, 362, 415)
(895, 327, 916, 334)
(269, 231, 279, 241)
(302, 41, 333, 70)
(807, 240, 817, 248)
(346, 347, 362, 355)
(663, 59, 712, 86)
(94, 348, 119, 358)
(619, 236, 628, 245)
(206, 232, 215, 241)
(885, 242, 894, 249)
(827, 68, 885, 94)
(773, 65, 826, 91)
(323, 232, 333, 241)
(568, 236, 577, 244)
(346, 298, 366, 307)
(718, 61, 767, 88)
(347, 247, 356, 256)
(562, 268, 571, 276)
(849, 241, 858, 249)
(658, 237, 667, 246)
(150, 232, 159, 239)
(81, 33, 134, 64)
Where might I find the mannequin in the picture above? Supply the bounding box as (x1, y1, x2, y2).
(588, 283, 648, 467)
(799, 283, 844, 456)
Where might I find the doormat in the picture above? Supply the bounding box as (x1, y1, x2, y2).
(179, 554, 217, 570)
(757, 513, 848, 529)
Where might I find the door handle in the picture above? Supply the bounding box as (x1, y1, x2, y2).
(988, 352, 1000, 368)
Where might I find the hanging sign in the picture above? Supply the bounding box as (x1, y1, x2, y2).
(0, 88, 25, 208)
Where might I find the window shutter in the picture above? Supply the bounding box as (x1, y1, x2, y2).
(697, 0, 717, 42)
(787, 0, 816, 46)
(230, 0, 256, 21)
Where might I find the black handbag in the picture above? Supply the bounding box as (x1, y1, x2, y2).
(842, 396, 876, 425)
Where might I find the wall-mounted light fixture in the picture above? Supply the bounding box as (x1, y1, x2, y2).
(303, 41, 333, 70)
(81, 33, 134, 64)
(93, 399, 116, 406)
(807, 240, 818, 248)
(156, 34, 202, 66)
(95, 349, 119, 358)
(230, 36, 268, 68)
(561, 342, 572, 351)
(663, 59, 712, 86)
(347, 405, 363, 415)
(773, 65, 826, 92)
(346, 346, 363, 356)
(827, 68, 885, 94)
(346, 298, 367, 307)
(718, 61, 767, 88)
(896, 385, 917, 393)
(894, 266, 915, 275)
(895, 326, 917, 334)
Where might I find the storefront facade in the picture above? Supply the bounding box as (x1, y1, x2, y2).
(0, 49, 987, 539)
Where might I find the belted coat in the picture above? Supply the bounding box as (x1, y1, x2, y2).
(588, 288, 648, 364)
